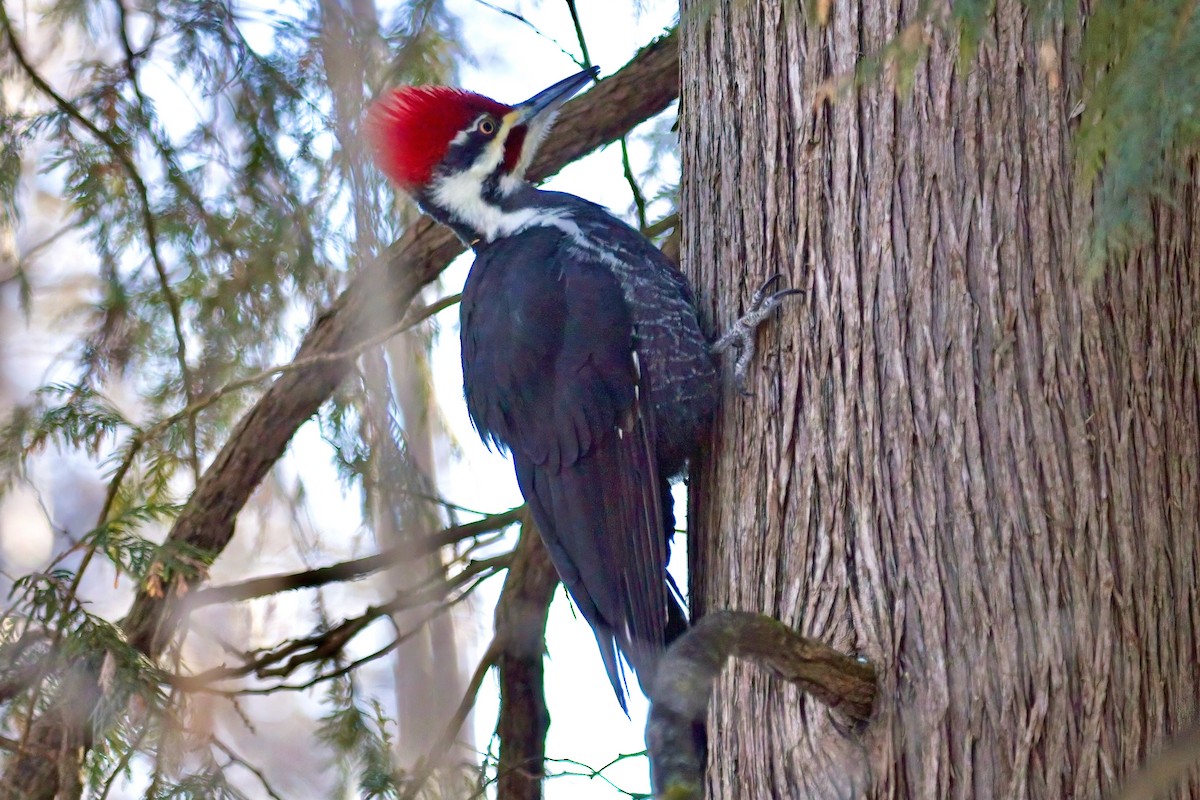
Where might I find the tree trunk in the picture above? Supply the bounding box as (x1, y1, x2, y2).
(681, 2, 1200, 798)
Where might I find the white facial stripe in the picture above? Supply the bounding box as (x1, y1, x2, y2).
(429, 171, 582, 242)
(511, 111, 557, 184)
(429, 171, 533, 240)
(498, 172, 524, 197)
(462, 111, 518, 180)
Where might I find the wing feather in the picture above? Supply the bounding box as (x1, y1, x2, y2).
(462, 231, 670, 708)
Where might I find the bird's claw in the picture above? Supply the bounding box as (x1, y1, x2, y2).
(750, 273, 787, 308)
(752, 274, 803, 314)
(711, 274, 802, 395)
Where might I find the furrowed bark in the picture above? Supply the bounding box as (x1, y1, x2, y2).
(682, 1, 1200, 798)
(1, 31, 679, 799)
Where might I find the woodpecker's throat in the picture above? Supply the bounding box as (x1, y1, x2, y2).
(420, 168, 535, 245)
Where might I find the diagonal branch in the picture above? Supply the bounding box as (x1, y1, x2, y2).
(185, 505, 522, 608)
(0, 30, 680, 798)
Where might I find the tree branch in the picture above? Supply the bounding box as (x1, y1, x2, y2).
(176, 553, 510, 690)
(646, 611, 876, 800)
(212, 736, 287, 800)
(493, 519, 559, 800)
(185, 505, 522, 608)
(0, 29, 679, 798)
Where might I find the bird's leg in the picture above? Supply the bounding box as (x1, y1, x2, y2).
(711, 274, 801, 394)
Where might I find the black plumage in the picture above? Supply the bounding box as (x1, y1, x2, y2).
(370, 69, 720, 710)
(459, 189, 718, 708)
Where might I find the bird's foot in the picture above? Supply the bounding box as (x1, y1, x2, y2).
(711, 274, 802, 395)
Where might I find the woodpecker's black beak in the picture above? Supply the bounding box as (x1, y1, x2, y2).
(509, 66, 600, 127)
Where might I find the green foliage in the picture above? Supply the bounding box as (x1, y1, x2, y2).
(949, 0, 1200, 268)
(1073, 0, 1200, 266)
(317, 675, 403, 798)
(13, 383, 130, 457)
(83, 503, 199, 583)
(0, 0, 467, 795)
(0, 113, 27, 225)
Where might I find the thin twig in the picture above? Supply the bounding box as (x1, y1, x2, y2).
(184, 573, 488, 699)
(544, 753, 650, 798)
(563, 0, 648, 228)
(471, 0, 584, 66)
(126, 291, 462, 455)
(213, 736, 287, 800)
(620, 138, 650, 230)
(112, 0, 249, 265)
(97, 720, 151, 800)
(186, 505, 521, 608)
(0, 2, 200, 479)
(176, 554, 510, 688)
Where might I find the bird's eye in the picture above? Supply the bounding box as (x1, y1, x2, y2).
(478, 117, 497, 135)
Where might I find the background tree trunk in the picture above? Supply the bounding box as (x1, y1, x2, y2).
(681, 1, 1200, 798)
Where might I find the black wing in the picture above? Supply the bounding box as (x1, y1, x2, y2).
(461, 229, 669, 709)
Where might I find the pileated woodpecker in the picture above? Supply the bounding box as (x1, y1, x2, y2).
(369, 68, 792, 710)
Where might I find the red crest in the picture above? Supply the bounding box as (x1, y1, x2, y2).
(368, 87, 512, 190)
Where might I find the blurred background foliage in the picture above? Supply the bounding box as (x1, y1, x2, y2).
(0, 0, 1195, 797)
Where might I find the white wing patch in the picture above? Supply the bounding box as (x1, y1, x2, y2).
(632, 350, 641, 401)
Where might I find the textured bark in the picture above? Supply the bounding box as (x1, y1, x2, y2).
(0, 33, 680, 799)
(681, 2, 1200, 799)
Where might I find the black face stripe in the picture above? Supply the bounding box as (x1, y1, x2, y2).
(438, 134, 486, 176)
(481, 166, 505, 202)
(432, 123, 513, 204)
(435, 114, 502, 181)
